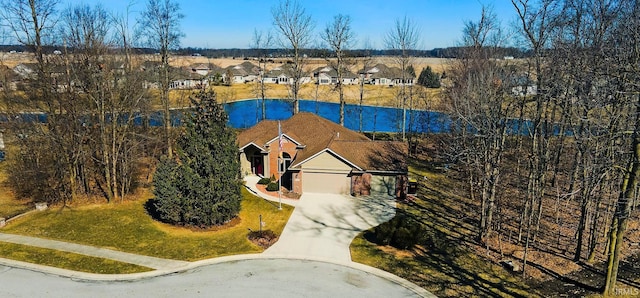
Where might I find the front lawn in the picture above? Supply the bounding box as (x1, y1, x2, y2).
(1, 187, 293, 261)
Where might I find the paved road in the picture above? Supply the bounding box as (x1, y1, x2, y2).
(0, 259, 423, 297)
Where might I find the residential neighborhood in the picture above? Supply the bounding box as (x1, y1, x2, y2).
(0, 0, 639, 297)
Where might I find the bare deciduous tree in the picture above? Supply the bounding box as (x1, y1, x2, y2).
(137, 0, 183, 158)
(251, 28, 272, 121)
(322, 14, 355, 126)
(385, 16, 420, 140)
(271, 0, 314, 114)
(445, 5, 513, 243)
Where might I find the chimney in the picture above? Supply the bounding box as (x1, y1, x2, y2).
(336, 132, 340, 139)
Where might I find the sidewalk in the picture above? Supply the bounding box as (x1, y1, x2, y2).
(0, 233, 189, 271)
(243, 175, 299, 207)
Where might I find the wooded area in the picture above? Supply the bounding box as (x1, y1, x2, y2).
(434, 1, 639, 294)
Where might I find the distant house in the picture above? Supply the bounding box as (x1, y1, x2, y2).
(0, 65, 17, 90)
(238, 113, 408, 198)
(189, 63, 222, 76)
(511, 76, 538, 96)
(311, 66, 358, 85)
(13, 63, 70, 91)
(262, 65, 311, 85)
(169, 67, 207, 89)
(224, 61, 260, 84)
(13, 63, 38, 79)
(359, 63, 415, 86)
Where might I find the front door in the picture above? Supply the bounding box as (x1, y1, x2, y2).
(252, 156, 264, 176)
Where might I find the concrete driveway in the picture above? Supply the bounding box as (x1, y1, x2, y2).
(264, 192, 396, 263)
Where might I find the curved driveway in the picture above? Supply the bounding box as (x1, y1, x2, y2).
(264, 192, 396, 263)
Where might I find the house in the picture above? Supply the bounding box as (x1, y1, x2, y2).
(224, 61, 261, 84)
(169, 67, 208, 89)
(311, 66, 359, 85)
(511, 76, 538, 96)
(238, 113, 408, 198)
(359, 63, 415, 86)
(262, 64, 311, 85)
(189, 63, 222, 76)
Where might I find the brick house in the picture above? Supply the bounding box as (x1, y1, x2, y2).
(238, 113, 408, 198)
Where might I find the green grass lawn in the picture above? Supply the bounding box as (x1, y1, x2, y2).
(1, 187, 293, 262)
(0, 242, 151, 274)
(350, 159, 539, 298)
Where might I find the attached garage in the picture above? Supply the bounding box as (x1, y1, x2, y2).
(370, 175, 397, 196)
(302, 172, 351, 194)
(297, 151, 354, 195)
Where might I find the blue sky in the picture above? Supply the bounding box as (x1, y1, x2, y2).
(60, 0, 518, 49)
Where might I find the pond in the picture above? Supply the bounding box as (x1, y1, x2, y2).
(222, 99, 453, 134)
(7, 99, 541, 135)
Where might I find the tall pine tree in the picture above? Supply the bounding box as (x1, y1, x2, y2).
(153, 90, 241, 227)
(417, 66, 441, 88)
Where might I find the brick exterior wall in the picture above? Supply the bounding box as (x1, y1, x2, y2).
(267, 137, 297, 181)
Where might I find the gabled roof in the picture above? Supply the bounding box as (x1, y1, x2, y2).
(189, 63, 222, 72)
(359, 63, 414, 80)
(264, 64, 308, 78)
(229, 61, 260, 75)
(238, 113, 406, 173)
(312, 65, 357, 79)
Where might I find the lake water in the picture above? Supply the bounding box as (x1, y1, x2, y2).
(222, 99, 453, 133)
(9, 99, 539, 135)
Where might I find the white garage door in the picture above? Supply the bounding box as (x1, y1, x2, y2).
(303, 172, 351, 194)
(370, 175, 397, 196)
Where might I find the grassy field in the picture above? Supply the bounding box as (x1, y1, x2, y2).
(1, 187, 293, 262)
(164, 81, 443, 111)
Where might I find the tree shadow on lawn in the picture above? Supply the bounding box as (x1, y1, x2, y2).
(360, 227, 536, 298)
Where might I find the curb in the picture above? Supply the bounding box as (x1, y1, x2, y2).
(0, 254, 435, 297)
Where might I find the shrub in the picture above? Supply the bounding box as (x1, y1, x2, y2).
(392, 227, 417, 249)
(372, 214, 427, 250)
(257, 177, 271, 185)
(266, 182, 279, 192)
(374, 219, 396, 245)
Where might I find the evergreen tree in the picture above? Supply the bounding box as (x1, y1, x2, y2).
(417, 66, 441, 88)
(152, 90, 242, 227)
(406, 64, 416, 77)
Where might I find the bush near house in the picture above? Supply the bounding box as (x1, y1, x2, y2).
(266, 182, 279, 192)
(257, 177, 271, 185)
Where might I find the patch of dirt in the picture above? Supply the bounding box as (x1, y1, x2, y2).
(247, 230, 279, 249)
